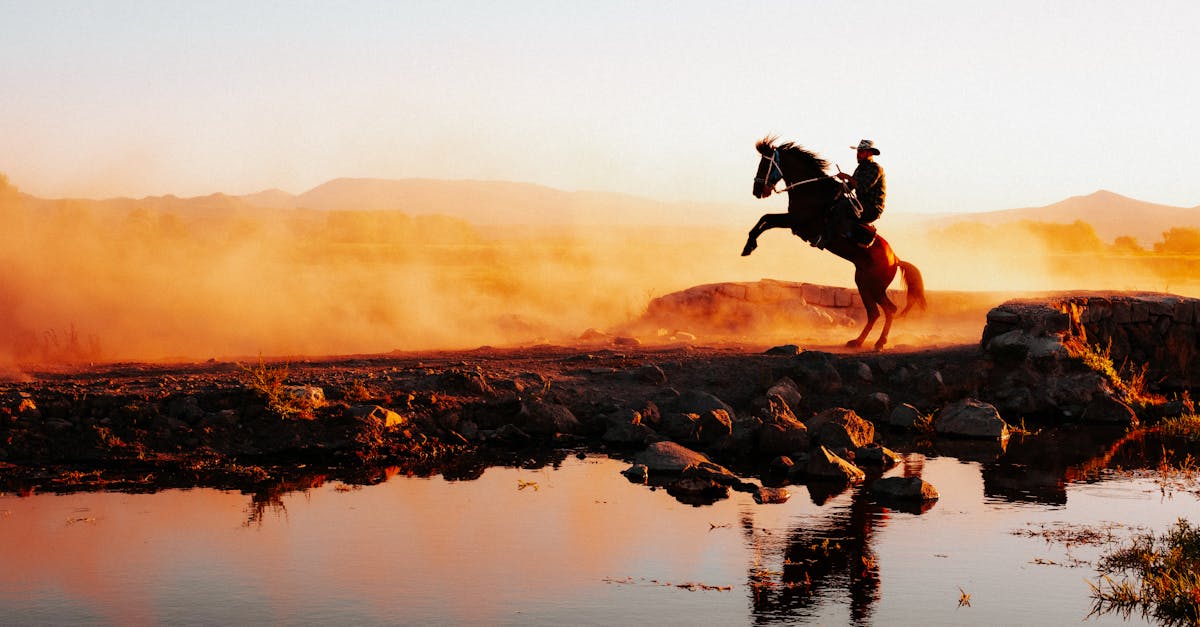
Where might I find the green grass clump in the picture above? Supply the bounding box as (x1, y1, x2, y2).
(1089, 518, 1200, 626)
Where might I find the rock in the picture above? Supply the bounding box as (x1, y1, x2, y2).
(519, 400, 582, 435)
(857, 392, 891, 420)
(15, 396, 38, 417)
(758, 393, 804, 429)
(635, 441, 712, 472)
(494, 423, 532, 442)
(793, 353, 842, 394)
(613, 336, 642, 347)
(440, 369, 494, 396)
(457, 420, 480, 441)
(621, 463, 649, 483)
(871, 476, 939, 501)
(753, 486, 791, 504)
(765, 344, 801, 356)
(888, 403, 921, 430)
(806, 408, 874, 449)
(659, 412, 700, 442)
(768, 455, 795, 472)
(284, 385, 326, 408)
(351, 405, 407, 429)
(1081, 395, 1138, 426)
(667, 477, 728, 501)
(807, 445, 866, 483)
(167, 396, 204, 423)
(637, 364, 667, 385)
(729, 415, 764, 451)
(672, 390, 736, 418)
(697, 409, 733, 445)
(936, 399, 1009, 439)
(851, 361, 874, 382)
(602, 421, 657, 445)
(757, 423, 810, 455)
(855, 443, 902, 468)
(915, 370, 946, 400)
(579, 328, 609, 341)
(765, 377, 804, 416)
(985, 329, 1068, 361)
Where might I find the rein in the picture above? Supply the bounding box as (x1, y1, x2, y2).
(757, 149, 832, 195)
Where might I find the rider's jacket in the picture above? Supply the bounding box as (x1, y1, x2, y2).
(853, 160, 886, 223)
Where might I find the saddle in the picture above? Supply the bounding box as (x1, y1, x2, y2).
(848, 222, 877, 247)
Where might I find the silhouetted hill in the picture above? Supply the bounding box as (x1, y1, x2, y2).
(240, 177, 747, 226)
(924, 190, 1200, 244)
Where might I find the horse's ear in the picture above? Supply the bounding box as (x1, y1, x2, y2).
(756, 136, 776, 156)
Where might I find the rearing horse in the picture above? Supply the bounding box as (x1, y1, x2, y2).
(741, 137, 925, 350)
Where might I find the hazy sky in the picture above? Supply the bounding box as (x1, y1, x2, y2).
(2, 1, 1197, 214)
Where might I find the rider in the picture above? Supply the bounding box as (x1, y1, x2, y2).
(817, 139, 886, 248)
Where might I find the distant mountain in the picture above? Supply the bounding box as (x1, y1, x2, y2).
(237, 177, 750, 227)
(924, 190, 1200, 244)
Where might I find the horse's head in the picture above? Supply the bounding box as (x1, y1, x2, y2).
(752, 137, 782, 199)
(751, 136, 832, 199)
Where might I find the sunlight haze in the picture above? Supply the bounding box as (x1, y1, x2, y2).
(2, 1, 1197, 214)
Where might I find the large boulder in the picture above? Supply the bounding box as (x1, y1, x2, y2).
(806, 408, 875, 449)
(936, 399, 1009, 439)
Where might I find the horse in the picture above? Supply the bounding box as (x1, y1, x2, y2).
(741, 136, 925, 350)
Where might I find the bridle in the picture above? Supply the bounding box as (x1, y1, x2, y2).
(755, 148, 832, 196)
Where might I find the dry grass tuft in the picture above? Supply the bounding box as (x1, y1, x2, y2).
(1089, 518, 1200, 626)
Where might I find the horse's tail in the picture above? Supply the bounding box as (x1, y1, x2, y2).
(897, 260, 926, 317)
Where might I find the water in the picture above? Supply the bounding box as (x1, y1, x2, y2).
(1, 447, 1196, 626)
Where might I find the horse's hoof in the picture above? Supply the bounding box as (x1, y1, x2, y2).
(846, 339, 864, 348)
(741, 242, 757, 256)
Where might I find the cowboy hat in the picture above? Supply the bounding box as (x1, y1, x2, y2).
(851, 139, 880, 155)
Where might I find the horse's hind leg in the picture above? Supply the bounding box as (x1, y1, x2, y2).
(742, 213, 791, 256)
(873, 294, 899, 351)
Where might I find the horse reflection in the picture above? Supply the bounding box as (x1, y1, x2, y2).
(741, 455, 930, 624)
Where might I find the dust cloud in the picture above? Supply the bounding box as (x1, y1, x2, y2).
(1, 172, 1196, 367)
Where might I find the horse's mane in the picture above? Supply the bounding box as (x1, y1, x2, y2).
(756, 136, 830, 173)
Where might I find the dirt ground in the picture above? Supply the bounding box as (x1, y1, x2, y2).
(0, 340, 988, 495)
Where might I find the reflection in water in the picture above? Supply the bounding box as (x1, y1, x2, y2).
(0, 426, 1197, 625)
(743, 482, 888, 625)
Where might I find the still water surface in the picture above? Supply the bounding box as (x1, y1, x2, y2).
(1, 450, 1196, 626)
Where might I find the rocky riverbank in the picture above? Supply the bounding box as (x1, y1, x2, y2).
(1, 291, 1195, 501)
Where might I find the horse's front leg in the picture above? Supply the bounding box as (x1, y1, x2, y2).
(848, 302, 878, 348)
(741, 213, 791, 256)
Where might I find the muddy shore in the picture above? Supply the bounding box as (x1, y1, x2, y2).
(0, 342, 979, 491)
(0, 331, 1191, 501)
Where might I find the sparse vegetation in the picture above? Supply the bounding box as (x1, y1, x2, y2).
(1159, 414, 1200, 441)
(1090, 518, 1200, 626)
(237, 357, 310, 419)
(1063, 338, 1164, 409)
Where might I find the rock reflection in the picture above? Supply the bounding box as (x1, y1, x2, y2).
(978, 425, 1164, 505)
